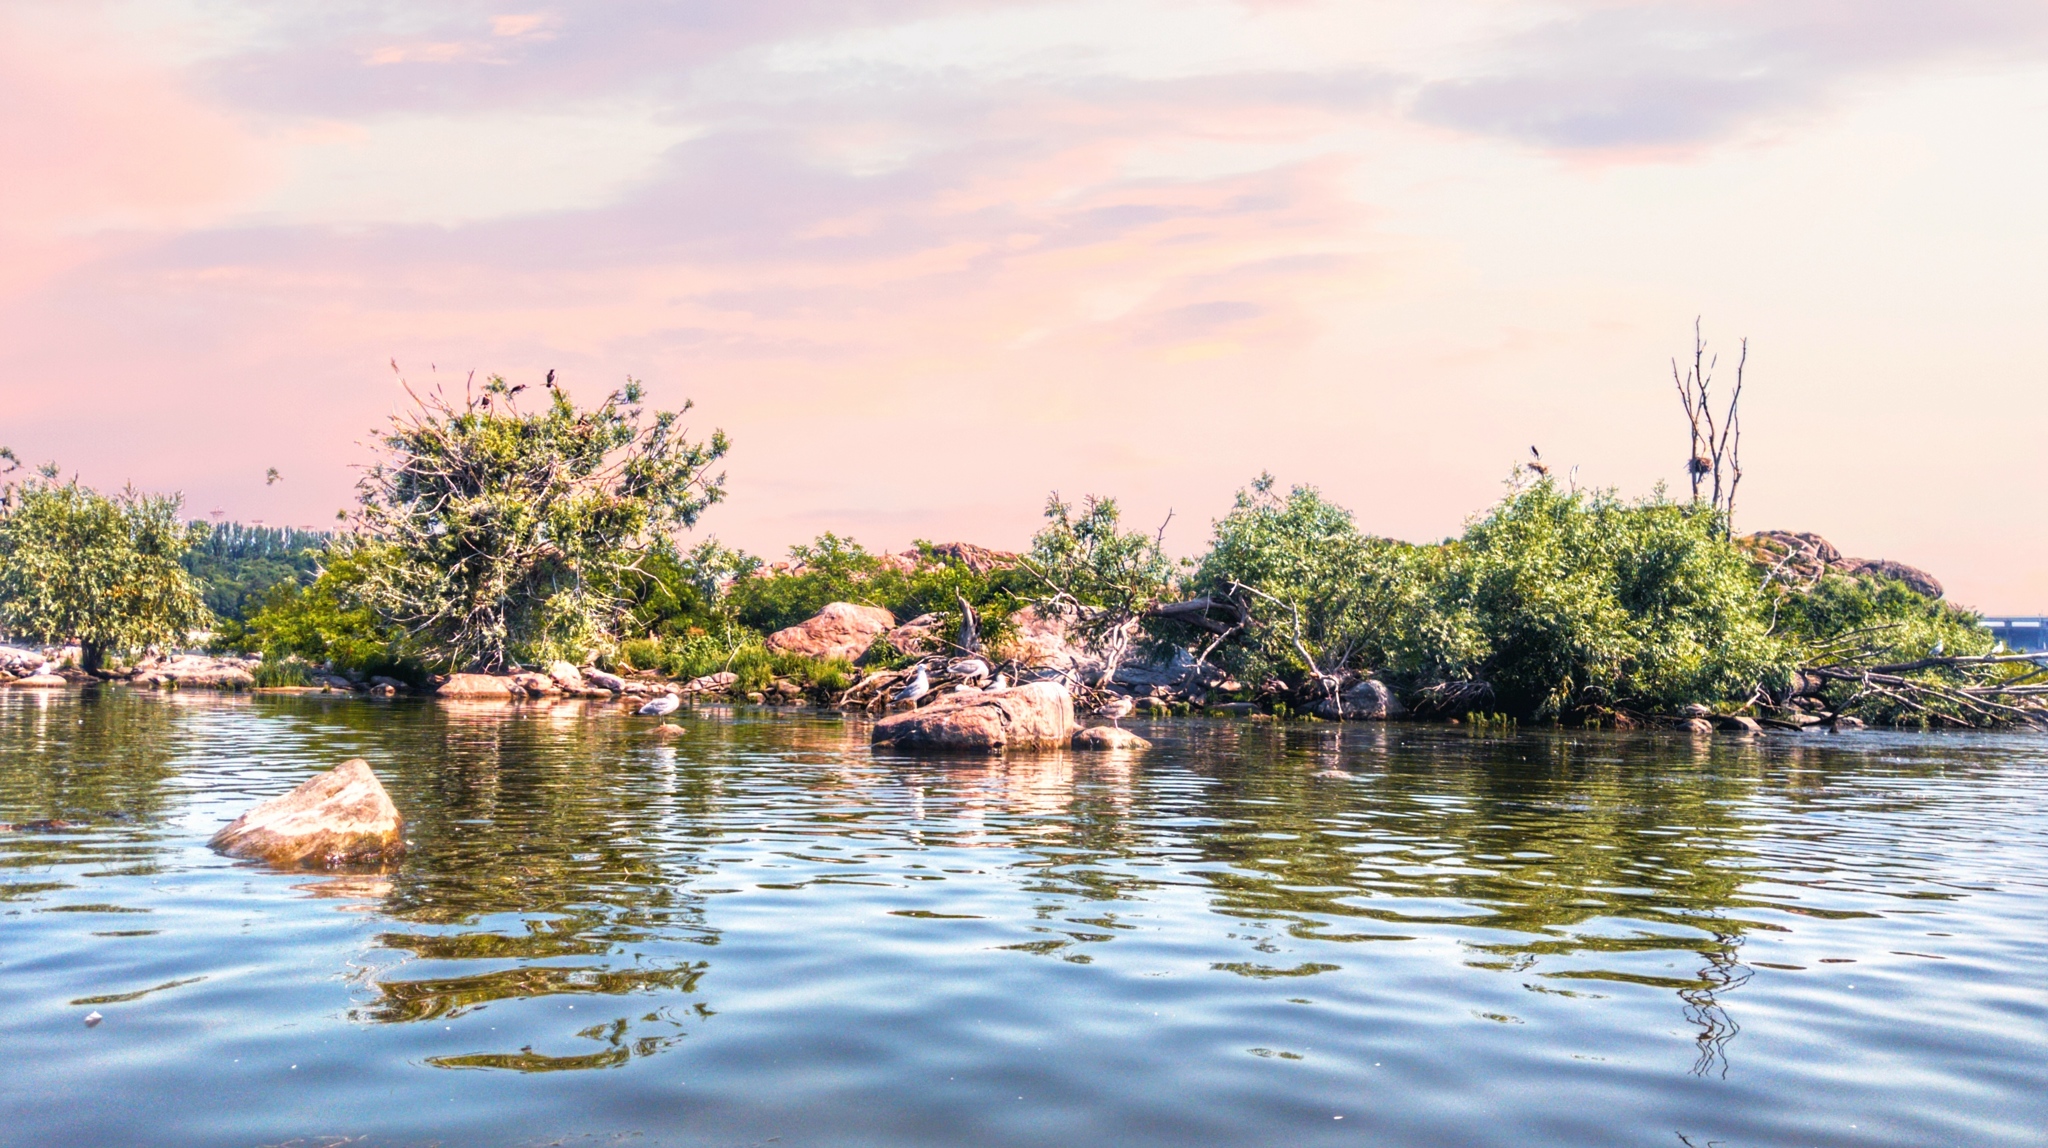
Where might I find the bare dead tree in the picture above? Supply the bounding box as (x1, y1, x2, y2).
(1672, 318, 1747, 538)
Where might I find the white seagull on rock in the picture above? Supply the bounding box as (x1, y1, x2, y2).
(892, 664, 931, 708)
(638, 690, 681, 716)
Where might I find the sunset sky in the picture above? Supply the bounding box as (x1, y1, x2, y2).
(4, 1, 2046, 608)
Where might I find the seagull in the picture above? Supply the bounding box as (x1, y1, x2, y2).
(947, 657, 991, 683)
(1930, 640, 1945, 658)
(984, 672, 1007, 692)
(892, 664, 930, 708)
(638, 690, 681, 716)
(1094, 695, 1136, 729)
(34, 660, 57, 677)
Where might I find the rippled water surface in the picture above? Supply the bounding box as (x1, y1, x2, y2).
(2, 690, 2044, 1148)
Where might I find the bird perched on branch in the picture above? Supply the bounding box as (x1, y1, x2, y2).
(892, 664, 931, 708)
(1527, 447, 1549, 477)
(638, 690, 680, 716)
(1094, 695, 1135, 729)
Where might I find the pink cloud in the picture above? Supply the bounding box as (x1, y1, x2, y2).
(2, 2, 2045, 610)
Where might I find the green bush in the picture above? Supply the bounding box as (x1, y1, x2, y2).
(251, 656, 315, 688)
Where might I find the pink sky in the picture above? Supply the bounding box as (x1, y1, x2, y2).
(4, 1, 2046, 609)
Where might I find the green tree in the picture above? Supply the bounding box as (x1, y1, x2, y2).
(341, 375, 729, 671)
(1426, 477, 1791, 718)
(0, 473, 211, 671)
(1020, 494, 1178, 683)
(1186, 475, 1440, 693)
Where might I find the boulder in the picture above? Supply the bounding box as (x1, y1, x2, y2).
(1716, 715, 1762, 735)
(6, 674, 69, 688)
(1072, 725, 1151, 750)
(1739, 530, 1945, 599)
(583, 668, 626, 693)
(766, 602, 895, 663)
(1840, 558, 1943, 600)
(872, 681, 1077, 753)
(1830, 715, 1866, 731)
(1681, 717, 1715, 735)
(883, 613, 946, 658)
(510, 672, 555, 696)
(438, 673, 516, 699)
(131, 654, 257, 689)
(914, 542, 1021, 575)
(993, 605, 1108, 685)
(546, 661, 585, 691)
(682, 670, 738, 695)
(1310, 679, 1406, 720)
(651, 723, 686, 738)
(1113, 646, 1204, 691)
(208, 759, 405, 867)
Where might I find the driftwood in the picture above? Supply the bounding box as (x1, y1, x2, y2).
(1800, 652, 2048, 729)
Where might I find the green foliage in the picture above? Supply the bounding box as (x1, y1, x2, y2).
(1023, 494, 1177, 617)
(1430, 478, 1791, 718)
(1774, 572, 1989, 665)
(237, 547, 421, 680)
(722, 534, 1028, 653)
(251, 655, 315, 688)
(1183, 474, 1792, 719)
(181, 523, 329, 621)
(1771, 571, 1999, 727)
(0, 474, 211, 670)
(344, 374, 728, 671)
(1186, 476, 1437, 688)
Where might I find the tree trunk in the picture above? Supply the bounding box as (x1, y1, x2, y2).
(80, 640, 105, 674)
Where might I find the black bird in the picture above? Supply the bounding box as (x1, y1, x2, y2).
(545, 369, 557, 388)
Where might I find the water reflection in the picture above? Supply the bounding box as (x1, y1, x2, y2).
(1, 692, 2039, 1115)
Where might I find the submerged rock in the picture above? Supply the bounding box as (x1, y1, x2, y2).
(1311, 679, 1405, 721)
(6, 674, 69, 688)
(438, 673, 516, 698)
(209, 759, 405, 867)
(872, 681, 1077, 753)
(1072, 725, 1151, 750)
(767, 602, 896, 663)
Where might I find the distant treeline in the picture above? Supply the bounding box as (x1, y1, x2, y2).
(181, 523, 331, 622)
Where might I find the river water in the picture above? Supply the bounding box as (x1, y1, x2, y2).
(1, 690, 2043, 1148)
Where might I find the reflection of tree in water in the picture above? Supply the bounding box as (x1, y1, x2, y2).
(1150, 722, 1779, 1071)
(1680, 931, 1752, 1078)
(307, 699, 744, 1072)
(1, 689, 201, 889)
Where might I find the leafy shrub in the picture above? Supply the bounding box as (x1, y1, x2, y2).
(251, 656, 315, 688)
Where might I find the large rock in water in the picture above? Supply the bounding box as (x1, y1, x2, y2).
(1311, 679, 1406, 720)
(209, 759, 405, 867)
(438, 673, 516, 698)
(872, 682, 1078, 753)
(6, 674, 69, 688)
(1072, 725, 1151, 750)
(767, 602, 895, 663)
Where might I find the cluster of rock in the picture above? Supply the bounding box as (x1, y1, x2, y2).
(1739, 530, 1944, 599)
(128, 654, 258, 689)
(0, 644, 71, 687)
(438, 661, 630, 699)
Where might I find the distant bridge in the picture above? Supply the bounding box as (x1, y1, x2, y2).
(1980, 616, 2048, 653)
